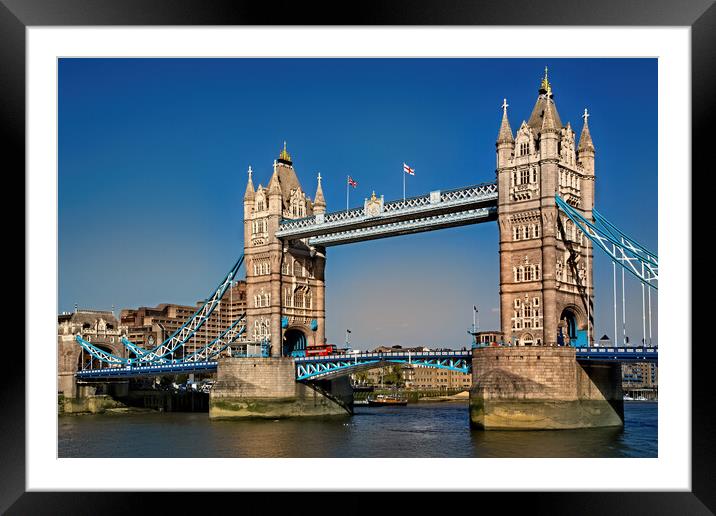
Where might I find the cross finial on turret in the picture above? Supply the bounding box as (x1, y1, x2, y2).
(502, 98, 509, 113)
(317, 172, 322, 184)
(583, 108, 590, 123)
(248, 165, 253, 179)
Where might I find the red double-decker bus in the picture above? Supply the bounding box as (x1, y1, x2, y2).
(304, 344, 338, 357)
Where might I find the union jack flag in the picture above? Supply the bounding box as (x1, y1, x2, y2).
(347, 176, 358, 187)
(403, 163, 415, 175)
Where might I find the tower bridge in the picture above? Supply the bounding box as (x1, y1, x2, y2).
(69, 69, 658, 430)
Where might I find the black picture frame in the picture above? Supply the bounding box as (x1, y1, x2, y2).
(3, 0, 710, 512)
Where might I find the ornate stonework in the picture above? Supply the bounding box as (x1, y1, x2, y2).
(243, 146, 326, 356)
(497, 70, 596, 347)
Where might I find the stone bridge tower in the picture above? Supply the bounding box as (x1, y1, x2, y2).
(496, 69, 596, 347)
(243, 143, 327, 356)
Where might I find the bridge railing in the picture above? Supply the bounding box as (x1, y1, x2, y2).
(277, 182, 498, 235)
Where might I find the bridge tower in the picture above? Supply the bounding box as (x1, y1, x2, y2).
(243, 143, 326, 356)
(496, 68, 595, 348)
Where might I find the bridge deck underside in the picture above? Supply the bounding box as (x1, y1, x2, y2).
(275, 183, 498, 246)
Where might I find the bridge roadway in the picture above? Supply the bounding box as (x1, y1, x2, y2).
(275, 182, 498, 246)
(74, 346, 657, 380)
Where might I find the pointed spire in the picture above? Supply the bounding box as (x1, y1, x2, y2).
(578, 108, 595, 152)
(541, 96, 559, 133)
(497, 98, 514, 144)
(244, 165, 255, 201)
(268, 167, 281, 195)
(313, 172, 326, 213)
(539, 66, 551, 95)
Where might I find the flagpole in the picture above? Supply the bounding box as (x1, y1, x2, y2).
(403, 166, 406, 201)
(346, 175, 349, 211)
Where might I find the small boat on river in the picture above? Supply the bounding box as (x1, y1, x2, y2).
(367, 394, 408, 406)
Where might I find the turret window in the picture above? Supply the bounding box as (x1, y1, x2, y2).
(512, 222, 541, 241)
(252, 218, 267, 235)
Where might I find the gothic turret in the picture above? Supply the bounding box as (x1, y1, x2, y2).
(244, 165, 255, 201)
(578, 108, 595, 174)
(313, 172, 326, 214)
(540, 89, 560, 159)
(496, 98, 515, 168)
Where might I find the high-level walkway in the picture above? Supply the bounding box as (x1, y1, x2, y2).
(275, 182, 498, 246)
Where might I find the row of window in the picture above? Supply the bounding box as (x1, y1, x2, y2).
(251, 218, 267, 235)
(513, 223, 540, 241)
(254, 293, 271, 308)
(559, 169, 580, 189)
(253, 261, 271, 276)
(513, 264, 541, 282)
(253, 319, 270, 340)
(516, 142, 532, 157)
(556, 218, 584, 243)
(283, 287, 313, 309)
(512, 314, 543, 330)
(281, 259, 312, 278)
(511, 167, 538, 186)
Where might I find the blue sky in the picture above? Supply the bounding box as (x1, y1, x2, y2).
(59, 58, 658, 349)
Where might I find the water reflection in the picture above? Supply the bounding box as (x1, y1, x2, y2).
(58, 401, 656, 458)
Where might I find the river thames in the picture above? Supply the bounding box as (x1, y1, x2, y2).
(58, 400, 656, 458)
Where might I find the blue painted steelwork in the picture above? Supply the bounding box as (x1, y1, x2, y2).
(75, 361, 218, 379)
(120, 255, 245, 362)
(574, 346, 658, 362)
(555, 196, 657, 289)
(75, 335, 133, 366)
(76, 314, 246, 369)
(295, 350, 472, 381)
(295, 347, 658, 381)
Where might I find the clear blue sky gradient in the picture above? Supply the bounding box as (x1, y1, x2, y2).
(59, 58, 658, 349)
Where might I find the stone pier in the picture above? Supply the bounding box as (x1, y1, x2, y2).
(469, 347, 623, 430)
(209, 357, 352, 419)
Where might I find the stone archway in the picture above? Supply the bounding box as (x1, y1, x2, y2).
(520, 332, 535, 346)
(559, 306, 587, 347)
(283, 328, 307, 357)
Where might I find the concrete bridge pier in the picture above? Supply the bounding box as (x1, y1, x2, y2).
(469, 347, 624, 430)
(209, 357, 352, 419)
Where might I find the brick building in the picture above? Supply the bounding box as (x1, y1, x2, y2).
(120, 280, 247, 354)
